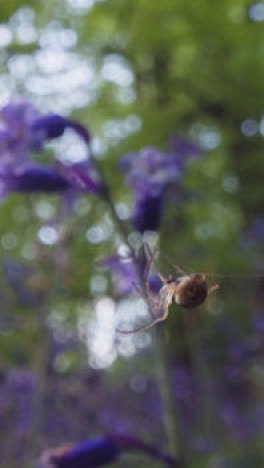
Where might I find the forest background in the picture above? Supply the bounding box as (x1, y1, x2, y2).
(1, 1, 264, 467)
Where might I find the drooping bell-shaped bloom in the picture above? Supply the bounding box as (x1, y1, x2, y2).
(132, 192, 164, 233)
(119, 140, 201, 233)
(0, 165, 70, 194)
(0, 102, 91, 172)
(0, 163, 103, 199)
(39, 434, 179, 467)
(48, 438, 119, 468)
(0, 100, 103, 199)
(31, 114, 90, 143)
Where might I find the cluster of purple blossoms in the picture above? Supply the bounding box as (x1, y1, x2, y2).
(0, 101, 201, 233)
(119, 138, 201, 232)
(103, 138, 201, 295)
(0, 101, 102, 199)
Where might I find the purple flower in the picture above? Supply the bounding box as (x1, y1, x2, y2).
(31, 114, 70, 140)
(102, 254, 162, 297)
(0, 103, 91, 170)
(241, 217, 264, 260)
(102, 255, 139, 296)
(0, 101, 102, 200)
(249, 218, 264, 238)
(244, 218, 264, 248)
(253, 311, 264, 334)
(148, 272, 163, 293)
(169, 136, 201, 172)
(0, 165, 70, 195)
(0, 101, 91, 167)
(62, 161, 103, 194)
(7, 368, 35, 393)
(119, 139, 201, 232)
(42, 435, 179, 467)
(133, 192, 164, 233)
(120, 146, 181, 196)
(0, 163, 103, 198)
(49, 438, 119, 467)
(31, 114, 90, 143)
(0, 101, 44, 169)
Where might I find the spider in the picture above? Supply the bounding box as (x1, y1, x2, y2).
(116, 244, 219, 334)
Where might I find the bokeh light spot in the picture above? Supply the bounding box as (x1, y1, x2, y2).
(38, 226, 58, 245)
(249, 3, 264, 21)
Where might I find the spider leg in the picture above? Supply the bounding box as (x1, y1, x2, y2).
(145, 243, 186, 279)
(143, 243, 158, 298)
(146, 294, 161, 318)
(157, 271, 167, 282)
(143, 242, 158, 280)
(116, 308, 169, 334)
(143, 241, 158, 263)
(208, 283, 219, 295)
(132, 281, 158, 318)
(143, 242, 166, 297)
(132, 281, 146, 298)
(170, 261, 186, 276)
(160, 252, 187, 276)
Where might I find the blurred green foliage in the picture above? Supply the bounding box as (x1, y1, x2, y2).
(1, 1, 264, 466)
(0, 0, 263, 375)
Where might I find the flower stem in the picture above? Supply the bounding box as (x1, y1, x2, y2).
(88, 144, 135, 255)
(154, 325, 183, 461)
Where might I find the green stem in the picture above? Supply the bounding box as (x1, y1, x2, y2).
(154, 325, 183, 461)
(88, 145, 136, 259)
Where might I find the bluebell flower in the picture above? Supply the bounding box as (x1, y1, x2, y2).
(102, 254, 139, 296)
(31, 114, 90, 143)
(0, 101, 102, 200)
(0, 103, 91, 171)
(133, 192, 164, 233)
(119, 146, 181, 196)
(49, 438, 119, 467)
(102, 253, 162, 297)
(119, 139, 201, 232)
(0, 101, 44, 169)
(148, 272, 163, 292)
(41, 434, 179, 467)
(31, 114, 71, 140)
(0, 165, 70, 195)
(0, 163, 103, 199)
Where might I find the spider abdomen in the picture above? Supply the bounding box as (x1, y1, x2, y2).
(174, 274, 208, 308)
